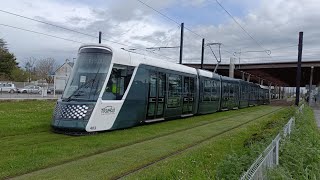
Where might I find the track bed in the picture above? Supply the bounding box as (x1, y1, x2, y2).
(0, 101, 288, 179)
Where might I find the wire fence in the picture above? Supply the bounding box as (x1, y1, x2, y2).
(240, 104, 304, 180)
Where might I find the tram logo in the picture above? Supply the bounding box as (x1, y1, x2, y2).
(101, 106, 115, 115)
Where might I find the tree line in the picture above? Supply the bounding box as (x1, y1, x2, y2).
(0, 38, 60, 83)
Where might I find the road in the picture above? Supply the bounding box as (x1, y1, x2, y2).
(0, 93, 61, 100)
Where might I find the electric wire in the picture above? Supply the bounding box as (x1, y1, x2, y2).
(0, 23, 176, 61)
(136, 0, 208, 39)
(151, 25, 181, 49)
(0, 8, 180, 60)
(0, 9, 135, 48)
(0, 23, 84, 44)
(269, 44, 297, 51)
(136, 0, 247, 61)
(214, 0, 270, 56)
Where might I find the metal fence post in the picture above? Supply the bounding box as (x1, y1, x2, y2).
(275, 137, 279, 165)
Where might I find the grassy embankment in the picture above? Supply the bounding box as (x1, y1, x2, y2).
(269, 105, 320, 179)
(0, 100, 292, 179)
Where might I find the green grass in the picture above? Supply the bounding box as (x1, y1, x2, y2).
(268, 106, 320, 179)
(0, 100, 288, 179)
(0, 100, 55, 137)
(124, 107, 294, 180)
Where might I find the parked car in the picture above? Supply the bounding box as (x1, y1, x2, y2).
(0, 83, 17, 93)
(17, 85, 42, 94)
(47, 86, 54, 94)
(47, 87, 64, 94)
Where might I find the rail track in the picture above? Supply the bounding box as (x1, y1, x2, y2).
(11, 106, 283, 179)
(113, 107, 284, 179)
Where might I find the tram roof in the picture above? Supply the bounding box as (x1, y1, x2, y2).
(79, 44, 198, 75)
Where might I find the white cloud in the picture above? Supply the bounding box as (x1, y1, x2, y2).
(0, 0, 320, 66)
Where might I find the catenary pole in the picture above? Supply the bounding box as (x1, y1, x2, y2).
(99, 31, 102, 44)
(179, 23, 184, 64)
(295, 32, 303, 106)
(201, 38, 205, 69)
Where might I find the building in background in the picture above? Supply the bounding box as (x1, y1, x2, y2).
(54, 59, 74, 93)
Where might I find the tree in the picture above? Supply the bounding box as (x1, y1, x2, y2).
(10, 68, 28, 82)
(0, 38, 19, 80)
(22, 57, 37, 82)
(0, 53, 21, 80)
(0, 38, 8, 51)
(35, 58, 58, 83)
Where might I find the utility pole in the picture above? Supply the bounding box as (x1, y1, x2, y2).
(201, 38, 205, 69)
(234, 50, 241, 69)
(99, 31, 102, 44)
(238, 49, 241, 69)
(295, 32, 303, 106)
(179, 23, 184, 64)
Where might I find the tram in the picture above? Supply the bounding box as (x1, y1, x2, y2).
(52, 44, 270, 133)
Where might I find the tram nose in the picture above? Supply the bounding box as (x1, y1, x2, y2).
(52, 101, 95, 130)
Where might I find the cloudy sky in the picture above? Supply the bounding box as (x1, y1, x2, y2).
(0, 0, 319, 66)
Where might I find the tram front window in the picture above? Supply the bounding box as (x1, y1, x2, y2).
(62, 48, 112, 102)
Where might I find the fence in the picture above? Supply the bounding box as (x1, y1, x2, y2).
(0, 81, 61, 100)
(240, 105, 304, 180)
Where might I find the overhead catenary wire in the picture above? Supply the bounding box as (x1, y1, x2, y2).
(0, 9, 136, 48)
(0, 9, 101, 38)
(0, 23, 84, 44)
(1, 4, 297, 64)
(0, 23, 177, 61)
(214, 0, 270, 56)
(150, 25, 181, 49)
(135, 0, 208, 39)
(269, 44, 297, 51)
(0, 8, 182, 61)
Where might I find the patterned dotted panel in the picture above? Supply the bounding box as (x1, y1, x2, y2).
(54, 103, 93, 120)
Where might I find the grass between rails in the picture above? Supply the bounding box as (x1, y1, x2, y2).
(268, 106, 320, 179)
(123, 107, 294, 180)
(13, 106, 283, 179)
(0, 100, 277, 179)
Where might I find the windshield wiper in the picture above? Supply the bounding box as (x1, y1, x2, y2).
(64, 64, 103, 102)
(63, 78, 95, 102)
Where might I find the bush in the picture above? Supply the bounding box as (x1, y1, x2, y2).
(269, 106, 320, 179)
(215, 107, 295, 179)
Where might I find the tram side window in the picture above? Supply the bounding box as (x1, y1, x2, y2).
(229, 83, 234, 98)
(167, 75, 182, 108)
(102, 64, 135, 100)
(234, 84, 238, 98)
(211, 81, 218, 100)
(244, 85, 248, 100)
(222, 82, 228, 99)
(203, 80, 212, 101)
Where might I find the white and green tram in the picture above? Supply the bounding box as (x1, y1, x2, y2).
(52, 44, 269, 133)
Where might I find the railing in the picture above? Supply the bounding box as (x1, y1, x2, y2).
(283, 117, 295, 138)
(240, 134, 280, 180)
(240, 104, 304, 180)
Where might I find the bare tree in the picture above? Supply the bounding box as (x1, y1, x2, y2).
(35, 58, 58, 83)
(22, 57, 37, 82)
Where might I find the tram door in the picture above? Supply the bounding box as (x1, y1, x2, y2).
(182, 77, 195, 114)
(146, 72, 166, 120)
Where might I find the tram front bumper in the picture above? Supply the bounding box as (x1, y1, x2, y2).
(51, 100, 95, 131)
